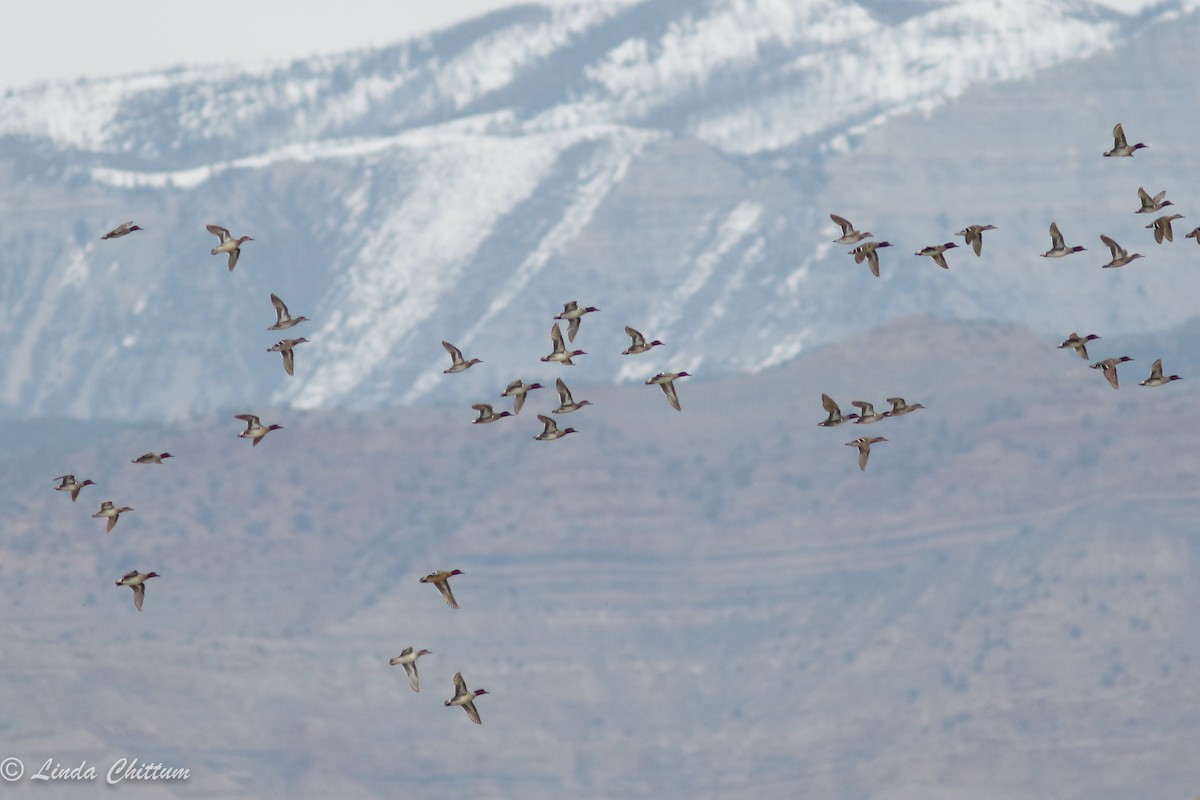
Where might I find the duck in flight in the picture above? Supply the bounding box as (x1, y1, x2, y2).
(115, 570, 159, 611)
(1041, 222, 1086, 258)
(1103, 123, 1146, 157)
(101, 221, 143, 240)
(268, 294, 309, 330)
(206, 224, 253, 271)
(445, 672, 489, 725)
(442, 341, 481, 373)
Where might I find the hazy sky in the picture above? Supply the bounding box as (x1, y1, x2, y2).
(0, 0, 576, 92)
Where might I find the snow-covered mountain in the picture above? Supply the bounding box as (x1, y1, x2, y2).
(1, 0, 1198, 420)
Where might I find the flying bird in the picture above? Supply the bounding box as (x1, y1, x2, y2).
(1146, 214, 1185, 244)
(131, 452, 173, 464)
(500, 379, 544, 415)
(1058, 332, 1100, 361)
(115, 570, 159, 611)
(471, 403, 512, 424)
(53, 474, 95, 502)
(206, 224, 253, 271)
(1090, 356, 1134, 389)
(846, 437, 887, 472)
(268, 338, 309, 376)
(818, 394, 858, 427)
(235, 414, 283, 446)
(534, 413, 577, 441)
(884, 398, 925, 417)
(445, 672, 489, 725)
(389, 647, 432, 693)
(92, 500, 134, 534)
(1041, 223, 1086, 258)
(622, 326, 663, 355)
(848, 240, 892, 277)
(850, 400, 885, 424)
(101, 221, 143, 240)
(1135, 187, 1173, 214)
(268, 294, 309, 330)
(915, 242, 959, 270)
(1099, 235, 1143, 269)
(554, 301, 600, 342)
(1139, 359, 1181, 387)
(646, 372, 690, 411)
(420, 570, 464, 608)
(541, 324, 586, 366)
(955, 224, 997, 256)
(829, 214, 872, 245)
(442, 341, 481, 373)
(552, 378, 592, 414)
(1103, 123, 1146, 157)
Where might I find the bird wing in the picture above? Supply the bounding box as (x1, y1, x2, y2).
(281, 349, 295, 376)
(821, 393, 840, 415)
(659, 380, 681, 411)
(235, 414, 261, 427)
(549, 324, 565, 351)
(452, 672, 468, 696)
(403, 661, 421, 692)
(624, 326, 645, 347)
(830, 214, 853, 234)
(206, 224, 231, 243)
(463, 699, 482, 725)
(556, 378, 573, 405)
(442, 341, 464, 364)
(1049, 222, 1065, 249)
(270, 293, 289, 324)
(1149, 359, 1163, 381)
(132, 583, 145, 611)
(1112, 123, 1128, 149)
(1099, 234, 1122, 258)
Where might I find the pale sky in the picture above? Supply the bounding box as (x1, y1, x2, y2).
(0, 0, 576, 93)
